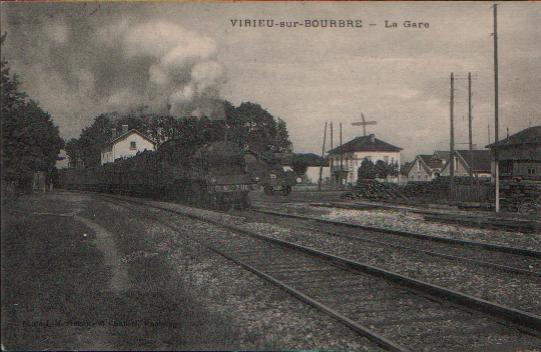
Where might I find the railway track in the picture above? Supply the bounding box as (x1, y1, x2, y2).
(251, 208, 541, 260)
(97, 194, 541, 351)
(311, 202, 541, 233)
(239, 208, 541, 316)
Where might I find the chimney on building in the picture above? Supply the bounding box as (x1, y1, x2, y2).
(122, 124, 129, 134)
(369, 134, 375, 143)
(111, 128, 117, 140)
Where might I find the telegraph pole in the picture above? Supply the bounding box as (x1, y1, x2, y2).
(450, 73, 455, 200)
(318, 122, 328, 190)
(339, 122, 343, 188)
(493, 3, 500, 212)
(468, 72, 474, 182)
(330, 122, 334, 185)
(330, 122, 334, 151)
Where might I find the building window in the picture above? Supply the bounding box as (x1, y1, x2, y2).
(130, 141, 136, 150)
(528, 167, 536, 175)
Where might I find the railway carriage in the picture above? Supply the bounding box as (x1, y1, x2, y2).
(59, 140, 257, 209)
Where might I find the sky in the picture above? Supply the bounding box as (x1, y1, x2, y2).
(2, 1, 540, 161)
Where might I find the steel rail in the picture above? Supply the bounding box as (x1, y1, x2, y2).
(101, 196, 408, 352)
(252, 208, 541, 258)
(102, 195, 541, 332)
(311, 202, 541, 233)
(245, 210, 540, 277)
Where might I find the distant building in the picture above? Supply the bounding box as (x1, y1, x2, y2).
(55, 149, 70, 169)
(327, 134, 402, 185)
(486, 126, 541, 180)
(101, 125, 156, 165)
(440, 150, 492, 178)
(404, 154, 447, 182)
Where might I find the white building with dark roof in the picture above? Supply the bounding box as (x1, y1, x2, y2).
(101, 125, 156, 165)
(404, 154, 447, 182)
(327, 133, 402, 185)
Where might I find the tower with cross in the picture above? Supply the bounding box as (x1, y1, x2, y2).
(351, 113, 377, 136)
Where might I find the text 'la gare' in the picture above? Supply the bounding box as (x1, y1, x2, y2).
(385, 20, 430, 29)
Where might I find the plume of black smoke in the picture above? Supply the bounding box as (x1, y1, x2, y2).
(2, 3, 226, 136)
(97, 19, 226, 118)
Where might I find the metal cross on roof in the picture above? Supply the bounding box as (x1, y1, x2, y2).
(351, 113, 377, 136)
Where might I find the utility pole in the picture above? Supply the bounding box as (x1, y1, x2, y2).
(330, 122, 334, 151)
(450, 72, 455, 200)
(352, 113, 377, 136)
(318, 122, 328, 190)
(468, 72, 474, 182)
(330, 122, 334, 186)
(339, 122, 343, 188)
(493, 3, 500, 212)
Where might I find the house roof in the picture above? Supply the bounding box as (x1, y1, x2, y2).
(433, 150, 451, 163)
(455, 150, 491, 172)
(420, 154, 446, 170)
(486, 126, 541, 148)
(104, 129, 156, 147)
(441, 149, 491, 174)
(328, 134, 402, 154)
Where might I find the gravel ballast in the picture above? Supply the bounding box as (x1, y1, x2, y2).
(104, 198, 385, 351)
(258, 203, 541, 252)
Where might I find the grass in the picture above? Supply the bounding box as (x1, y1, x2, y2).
(1, 210, 111, 350)
(78, 200, 240, 349)
(2, 193, 240, 350)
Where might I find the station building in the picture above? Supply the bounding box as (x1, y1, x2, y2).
(327, 134, 402, 185)
(101, 125, 156, 165)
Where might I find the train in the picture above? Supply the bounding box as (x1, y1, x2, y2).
(59, 140, 258, 209)
(243, 152, 298, 196)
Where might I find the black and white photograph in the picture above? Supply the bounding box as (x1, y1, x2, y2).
(1, 1, 540, 350)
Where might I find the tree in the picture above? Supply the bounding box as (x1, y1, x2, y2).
(77, 114, 114, 167)
(358, 158, 376, 180)
(375, 160, 388, 178)
(68, 100, 294, 167)
(1, 33, 64, 191)
(225, 101, 293, 155)
(65, 138, 81, 166)
(275, 118, 293, 153)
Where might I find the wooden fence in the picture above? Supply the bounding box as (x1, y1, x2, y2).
(452, 183, 493, 202)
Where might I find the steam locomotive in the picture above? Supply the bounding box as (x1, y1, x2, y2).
(59, 140, 257, 209)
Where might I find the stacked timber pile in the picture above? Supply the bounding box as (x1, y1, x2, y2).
(401, 178, 449, 201)
(500, 180, 541, 213)
(341, 179, 408, 201)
